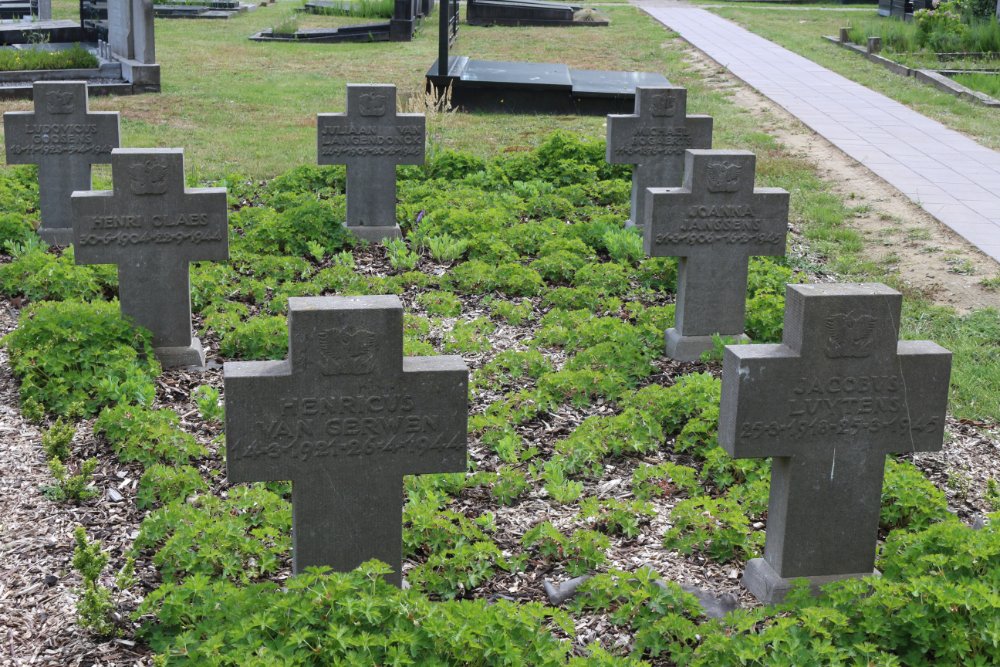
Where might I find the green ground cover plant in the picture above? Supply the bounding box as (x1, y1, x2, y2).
(0, 43, 97, 72)
(1, 10, 998, 656)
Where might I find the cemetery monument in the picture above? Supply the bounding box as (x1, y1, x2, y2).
(318, 84, 425, 242)
(4, 81, 120, 245)
(606, 86, 712, 232)
(70, 148, 229, 368)
(645, 150, 789, 361)
(224, 295, 469, 586)
(719, 283, 952, 604)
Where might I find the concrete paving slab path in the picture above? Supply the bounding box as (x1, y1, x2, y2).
(638, 3, 1000, 263)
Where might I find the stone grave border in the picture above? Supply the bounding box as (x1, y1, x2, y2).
(152, 0, 258, 20)
(824, 33, 1000, 108)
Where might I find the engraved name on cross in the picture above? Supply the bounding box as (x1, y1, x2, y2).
(317, 84, 425, 242)
(607, 86, 712, 231)
(70, 148, 228, 368)
(719, 283, 951, 604)
(644, 150, 789, 361)
(225, 296, 468, 586)
(5, 81, 120, 245)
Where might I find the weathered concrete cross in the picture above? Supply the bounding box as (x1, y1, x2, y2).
(719, 283, 951, 603)
(317, 84, 425, 242)
(225, 296, 468, 585)
(645, 150, 789, 361)
(607, 87, 712, 231)
(4, 81, 120, 245)
(70, 148, 228, 368)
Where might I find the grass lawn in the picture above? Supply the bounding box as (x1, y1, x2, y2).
(700, 3, 1000, 151)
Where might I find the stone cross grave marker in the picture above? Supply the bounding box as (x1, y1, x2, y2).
(719, 283, 951, 604)
(317, 84, 425, 242)
(606, 87, 712, 231)
(70, 148, 228, 369)
(644, 150, 789, 361)
(5, 81, 120, 245)
(225, 296, 468, 585)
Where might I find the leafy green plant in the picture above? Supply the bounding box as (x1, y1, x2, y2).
(492, 467, 530, 505)
(44, 457, 99, 503)
(409, 541, 512, 599)
(3, 300, 159, 417)
(138, 562, 575, 664)
(417, 290, 463, 317)
(134, 485, 290, 584)
(192, 385, 224, 424)
(632, 462, 700, 500)
(522, 522, 609, 576)
(94, 405, 207, 468)
(384, 238, 420, 272)
(663, 496, 763, 563)
(579, 497, 655, 539)
(424, 233, 469, 262)
(880, 458, 950, 532)
(487, 297, 534, 325)
(136, 464, 210, 510)
(603, 227, 644, 265)
(72, 527, 119, 636)
(218, 314, 288, 360)
(444, 317, 496, 354)
(0, 245, 117, 302)
(41, 418, 75, 461)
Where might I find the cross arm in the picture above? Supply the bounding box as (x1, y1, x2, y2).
(687, 115, 713, 148)
(718, 343, 799, 459)
(224, 359, 293, 483)
(4, 113, 37, 164)
(890, 340, 951, 454)
(401, 355, 468, 475)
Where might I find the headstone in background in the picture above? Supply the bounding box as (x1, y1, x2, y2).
(71, 148, 228, 368)
(719, 283, 951, 604)
(317, 84, 425, 242)
(644, 150, 789, 361)
(4, 81, 120, 245)
(225, 295, 469, 586)
(607, 87, 712, 231)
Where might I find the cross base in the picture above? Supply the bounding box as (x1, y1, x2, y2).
(154, 336, 206, 370)
(623, 218, 642, 233)
(742, 557, 880, 605)
(347, 223, 403, 243)
(665, 328, 750, 362)
(37, 226, 74, 247)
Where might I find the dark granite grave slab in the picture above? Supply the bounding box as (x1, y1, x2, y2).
(466, 0, 607, 27)
(250, 23, 391, 42)
(427, 56, 669, 115)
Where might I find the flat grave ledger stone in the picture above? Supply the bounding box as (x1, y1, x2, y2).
(644, 150, 789, 362)
(719, 283, 951, 604)
(70, 148, 228, 369)
(606, 87, 712, 231)
(224, 296, 469, 585)
(317, 84, 425, 242)
(4, 81, 120, 246)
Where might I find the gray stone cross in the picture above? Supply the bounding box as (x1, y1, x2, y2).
(4, 81, 120, 245)
(225, 296, 468, 586)
(607, 87, 712, 231)
(644, 150, 789, 361)
(70, 148, 228, 369)
(317, 84, 425, 242)
(719, 283, 951, 604)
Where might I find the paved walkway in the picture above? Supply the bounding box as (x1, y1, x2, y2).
(638, 4, 1000, 263)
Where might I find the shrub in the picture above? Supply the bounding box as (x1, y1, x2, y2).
(138, 562, 575, 665)
(522, 522, 609, 576)
(41, 418, 75, 461)
(218, 314, 288, 360)
(44, 457, 98, 503)
(94, 404, 207, 468)
(235, 198, 353, 256)
(0, 212, 34, 247)
(133, 485, 291, 584)
(136, 464, 210, 510)
(417, 290, 463, 317)
(0, 246, 116, 302)
(663, 496, 763, 563)
(3, 300, 158, 417)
